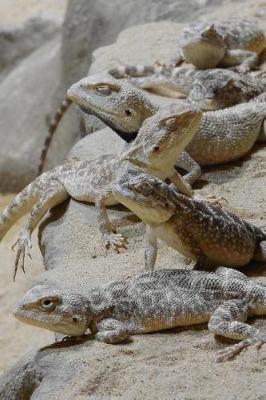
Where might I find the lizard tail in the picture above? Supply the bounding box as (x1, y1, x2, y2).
(0, 174, 48, 241)
(108, 64, 159, 79)
(37, 98, 72, 176)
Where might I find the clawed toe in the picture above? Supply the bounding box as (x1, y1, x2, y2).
(206, 195, 228, 208)
(12, 234, 32, 281)
(104, 233, 129, 253)
(216, 336, 266, 362)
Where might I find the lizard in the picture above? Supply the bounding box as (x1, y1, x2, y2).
(109, 64, 266, 109)
(112, 169, 266, 270)
(172, 17, 266, 72)
(13, 267, 266, 362)
(38, 73, 201, 186)
(0, 103, 202, 280)
(38, 65, 266, 175)
(68, 73, 266, 167)
(38, 72, 266, 179)
(37, 16, 266, 173)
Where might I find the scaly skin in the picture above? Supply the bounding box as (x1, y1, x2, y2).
(109, 64, 266, 109)
(37, 17, 266, 172)
(38, 72, 266, 179)
(0, 103, 202, 279)
(13, 268, 266, 362)
(69, 74, 266, 167)
(176, 18, 266, 71)
(112, 170, 266, 270)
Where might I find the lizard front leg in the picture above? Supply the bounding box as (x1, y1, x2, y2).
(176, 151, 202, 185)
(13, 183, 68, 280)
(94, 318, 129, 344)
(95, 198, 128, 253)
(144, 226, 158, 270)
(208, 299, 266, 362)
(169, 168, 194, 197)
(223, 49, 259, 72)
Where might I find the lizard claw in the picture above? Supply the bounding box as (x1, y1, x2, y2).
(205, 195, 228, 208)
(12, 231, 32, 281)
(216, 335, 266, 362)
(103, 232, 129, 253)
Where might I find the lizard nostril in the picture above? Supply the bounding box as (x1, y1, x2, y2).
(125, 109, 132, 116)
(72, 317, 78, 323)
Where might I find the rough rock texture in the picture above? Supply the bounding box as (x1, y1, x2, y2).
(1, 0, 266, 398)
(49, 0, 250, 165)
(0, 130, 266, 399)
(0, 38, 81, 193)
(0, 17, 61, 77)
(0, 0, 67, 77)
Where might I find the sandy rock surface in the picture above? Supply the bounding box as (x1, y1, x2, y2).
(0, 0, 266, 398)
(1, 134, 265, 399)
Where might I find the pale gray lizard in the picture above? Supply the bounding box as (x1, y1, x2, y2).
(0, 103, 201, 279)
(13, 267, 266, 362)
(109, 64, 266, 110)
(68, 74, 266, 167)
(174, 18, 266, 72)
(39, 72, 266, 179)
(112, 169, 266, 270)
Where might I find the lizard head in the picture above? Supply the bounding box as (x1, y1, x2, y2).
(67, 73, 157, 142)
(125, 103, 202, 171)
(188, 69, 242, 110)
(181, 23, 226, 69)
(13, 285, 92, 336)
(113, 169, 177, 224)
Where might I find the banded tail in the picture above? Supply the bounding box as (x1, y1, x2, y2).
(37, 98, 72, 176)
(108, 64, 159, 79)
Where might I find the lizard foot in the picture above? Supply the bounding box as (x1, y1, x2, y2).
(216, 334, 266, 362)
(12, 231, 32, 281)
(234, 65, 251, 74)
(205, 195, 228, 208)
(103, 232, 129, 253)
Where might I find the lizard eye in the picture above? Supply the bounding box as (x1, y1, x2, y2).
(40, 298, 56, 311)
(153, 145, 160, 152)
(96, 85, 112, 96)
(125, 109, 132, 116)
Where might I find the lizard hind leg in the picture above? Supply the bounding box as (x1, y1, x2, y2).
(95, 318, 129, 344)
(208, 298, 265, 362)
(13, 183, 68, 280)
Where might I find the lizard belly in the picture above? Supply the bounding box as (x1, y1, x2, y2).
(151, 221, 196, 261)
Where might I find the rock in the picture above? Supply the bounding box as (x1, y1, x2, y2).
(0, 17, 61, 76)
(1, 1, 266, 398)
(1, 116, 266, 399)
(0, 38, 81, 192)
(42, 0, 266, 170)
(51, 0, 245, 155)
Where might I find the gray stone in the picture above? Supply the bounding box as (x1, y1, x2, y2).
(1, 121, 266, 399)
(51, 0, 245, 159)
(0, 38, 81, 192)
(0, 16, 61, 77)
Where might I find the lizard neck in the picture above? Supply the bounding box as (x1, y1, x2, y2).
(80, 100, 158, 143)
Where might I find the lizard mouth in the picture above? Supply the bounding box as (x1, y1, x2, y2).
(67, 86, 138, 142)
